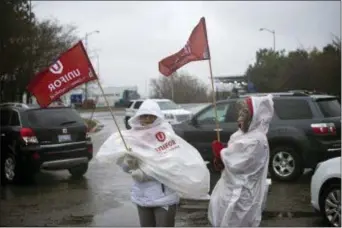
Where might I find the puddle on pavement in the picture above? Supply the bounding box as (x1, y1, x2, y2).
(90, 201, 139, 227)
(262, 211, 318, 219)
(59, 214, 94, 226)
(0, 176, 90, 200)
(179, 207, 318, 220)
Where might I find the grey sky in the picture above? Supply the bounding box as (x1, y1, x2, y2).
(33, 1, 341, 96)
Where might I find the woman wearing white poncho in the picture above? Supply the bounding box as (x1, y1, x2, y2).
(208, 94, 274, 227)
(96, 99, 210, 227)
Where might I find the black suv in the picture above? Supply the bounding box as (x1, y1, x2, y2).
(172, 92, 341, 182)
(0, 103, 93, 185)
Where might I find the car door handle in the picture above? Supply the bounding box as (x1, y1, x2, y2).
(213, 129, 223, 132)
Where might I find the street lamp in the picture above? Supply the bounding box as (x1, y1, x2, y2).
(83, 30, 100, 101)
(259, 28, 276, 51)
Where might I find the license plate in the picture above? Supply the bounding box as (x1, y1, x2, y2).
(58, 134, 71, 142)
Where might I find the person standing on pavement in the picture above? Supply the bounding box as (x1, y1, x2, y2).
(208, 94, 274, 227)
(119, 99, 180, 227)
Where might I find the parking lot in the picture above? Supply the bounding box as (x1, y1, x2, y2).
(0, 109, 326, 227)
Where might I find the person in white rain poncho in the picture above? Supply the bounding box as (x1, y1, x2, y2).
(208, 94, 274, 227)
(97, 99, 210, 227)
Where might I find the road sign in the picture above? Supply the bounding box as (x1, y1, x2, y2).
(70, 94, 83, 104)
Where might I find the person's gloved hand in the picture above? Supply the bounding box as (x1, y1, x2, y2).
(213, 157, 225, 171)
(124, 154, 139, 170)
(130, 168, 150, 182)
(212, 140, 225, 159)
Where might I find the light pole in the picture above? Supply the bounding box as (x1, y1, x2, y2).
(259, 28, 276, 51)
(88, 52, 100, 92)
(83, 30, 100, 101)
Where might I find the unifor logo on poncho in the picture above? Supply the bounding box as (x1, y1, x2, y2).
(154, 131, 180, 153)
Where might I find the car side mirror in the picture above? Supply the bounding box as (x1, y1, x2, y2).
(191, 117, 198, 126)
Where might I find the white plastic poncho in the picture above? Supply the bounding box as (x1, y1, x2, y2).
(96, 99, 210, 200)
(208, 94, 274, 227)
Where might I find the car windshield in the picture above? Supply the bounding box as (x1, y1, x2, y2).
(157, 101, 179, 110)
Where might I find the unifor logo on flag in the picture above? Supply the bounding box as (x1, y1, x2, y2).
(49, 60, 64, 74)
(27, 41, 98, 107)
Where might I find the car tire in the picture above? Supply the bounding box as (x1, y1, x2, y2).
(125, 117, 131, 130)
(320, 183, 341, 227)
(68, 163, 89, 179)
(1, 151, 20, 185)
(269, 146, 303, 182)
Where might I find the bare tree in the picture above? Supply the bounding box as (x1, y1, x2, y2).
(150, 71, 209, 103)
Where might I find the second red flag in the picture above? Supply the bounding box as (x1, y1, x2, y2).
(158, 17, 211, 77)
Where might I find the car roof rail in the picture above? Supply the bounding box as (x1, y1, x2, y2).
(240, 91, 334, 99)
(0, 102, 30, 108)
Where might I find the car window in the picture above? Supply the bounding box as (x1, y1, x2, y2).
(274, 99, 313, 120)
(0, 109, 11, 126)
(133, 101, 143, 109)
(127, 101, 133, 108)
(26, 108, 84, 127)
(316, 99, 341, 118)
(157, 101, 179, 110)
(225, 101, 239, 122)
(196, 103, 232, 125)
(9, 111, 20, 126)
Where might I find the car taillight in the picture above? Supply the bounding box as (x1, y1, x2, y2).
(20, 128, 39, 144)
(311, 123, 336, 135)
(32, 152, 40, 160)
(88, 144, 93, 154)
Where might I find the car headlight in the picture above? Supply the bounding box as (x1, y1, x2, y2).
(164, 114, 174, 119)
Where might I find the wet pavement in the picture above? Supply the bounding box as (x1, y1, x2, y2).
(0, 110, 326, 227)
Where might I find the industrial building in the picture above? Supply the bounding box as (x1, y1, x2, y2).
(48, 85, 139, 107)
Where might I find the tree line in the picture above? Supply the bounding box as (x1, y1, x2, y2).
(1, 0, 78, 103)
(246, 37, 341, 97)
(150, 38, 341, 103)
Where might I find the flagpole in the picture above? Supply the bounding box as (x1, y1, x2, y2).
(89, 95, 98, 121)
(96, 80, 130, 151)
(171, 72, 175, 101)
(208, 59, 221, 142)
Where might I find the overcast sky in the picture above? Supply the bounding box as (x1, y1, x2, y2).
(33, 1, 340, 96)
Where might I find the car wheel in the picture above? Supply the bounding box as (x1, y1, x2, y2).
(1, 152, 18, 185)
(125, 117, 131, 130)
(321, 183, 341, 227)
(269, 146, 303, 182)
(68, 163, 88, 179)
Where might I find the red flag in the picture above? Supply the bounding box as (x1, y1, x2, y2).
(159, 17, 211, 77)
(27, 41, 97, 107)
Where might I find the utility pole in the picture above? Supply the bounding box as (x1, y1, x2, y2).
(83, 30, 99, 101)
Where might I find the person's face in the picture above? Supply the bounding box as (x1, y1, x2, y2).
(139, 114, 157, 126)
(237, 100, 252, 132)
